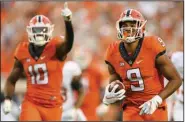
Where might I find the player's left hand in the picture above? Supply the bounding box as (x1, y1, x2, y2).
(61, 2, 72, 21)
(139, 95, 162, 115)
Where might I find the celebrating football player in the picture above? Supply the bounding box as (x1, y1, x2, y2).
(3, 2, 74, 121)
(103, 9, 182, 121)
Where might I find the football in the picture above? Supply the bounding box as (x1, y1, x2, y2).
(108, 80, 125, 93)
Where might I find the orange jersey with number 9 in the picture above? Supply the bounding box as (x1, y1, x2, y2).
(14, 36, 65, 108)
(105, 36, 166, 106)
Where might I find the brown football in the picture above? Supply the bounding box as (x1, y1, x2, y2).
(108, 80, 125, 93)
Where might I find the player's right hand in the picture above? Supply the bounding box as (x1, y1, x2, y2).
(3, 99, 12, 114)
(61, 2, 72, 21)
(103, 83, 126, 105)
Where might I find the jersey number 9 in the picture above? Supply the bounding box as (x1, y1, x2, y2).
(127, 68, 144, 91)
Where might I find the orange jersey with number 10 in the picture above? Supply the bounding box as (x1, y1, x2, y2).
(105, 36, 166, 107)
(14, 36, 65, 108)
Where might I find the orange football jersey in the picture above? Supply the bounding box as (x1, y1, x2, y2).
(105, 36, 166, 107)
(14, 36, 65, 108)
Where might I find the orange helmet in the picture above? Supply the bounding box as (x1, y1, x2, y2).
(116, 9, 147, 43)
(26, 15, 54, 46)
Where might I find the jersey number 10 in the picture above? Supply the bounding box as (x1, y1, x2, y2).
(28, 63, 48, 84)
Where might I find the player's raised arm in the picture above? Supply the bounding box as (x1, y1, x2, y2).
(57, 2, 74, 59)
(3, 59, 24, 114)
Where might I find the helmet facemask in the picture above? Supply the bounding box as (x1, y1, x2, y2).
(27, 24, 54, 46)
(117, 19, 147, 43)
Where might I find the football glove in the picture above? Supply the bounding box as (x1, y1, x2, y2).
(103, 84, 126, 105)
(61, 2, 72, 21)
(3, 99, 12, 114)
(139, 95, 163, 115)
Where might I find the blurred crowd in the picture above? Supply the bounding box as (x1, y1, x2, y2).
(1, 1, 183, 77)
(1, 1, 183, 121)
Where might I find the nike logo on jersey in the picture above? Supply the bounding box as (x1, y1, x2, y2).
(136, 60, 143, 64)
(106, 96, 115, 99)
(26, 58, 31, 62)
(40, 56, 45, 60)
(120, 62, 125, 66)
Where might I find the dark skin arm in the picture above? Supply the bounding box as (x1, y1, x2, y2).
(56, 20, 74, 60)
(71, 75, 85, 108)
(106, 61, 122, 83)
(156, 54, 182, 100)
(103, 54, 182, 120)
(19, 72, 26, 79)
(103, 62, 123, 120)
(4, 59, 24, 99)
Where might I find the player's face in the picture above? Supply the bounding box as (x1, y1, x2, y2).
(120, 21, 137, 37)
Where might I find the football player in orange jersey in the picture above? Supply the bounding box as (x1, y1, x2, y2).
(3, 2, 74, 121)
(102, 9, 182, 121)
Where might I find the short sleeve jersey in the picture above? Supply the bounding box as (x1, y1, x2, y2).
(14, 36, 65, 107)
(105, 36, 166, 106)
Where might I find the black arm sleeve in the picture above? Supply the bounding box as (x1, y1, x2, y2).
(56, 21, 74, 60)
(64, 21, 74, 53)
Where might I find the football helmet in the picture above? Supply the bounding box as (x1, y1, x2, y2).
(26, 15, 54, 46)
(116, 9, 147, 43)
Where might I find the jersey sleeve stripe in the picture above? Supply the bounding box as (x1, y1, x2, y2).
(155, 50, 166, 60)
(105, 60, 122, 82)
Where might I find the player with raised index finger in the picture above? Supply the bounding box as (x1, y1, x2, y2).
(3, 2, 74, 121)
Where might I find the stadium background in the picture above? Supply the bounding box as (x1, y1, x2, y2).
(1, 1, 183, 121)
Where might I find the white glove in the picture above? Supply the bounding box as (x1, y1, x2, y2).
(103, 84, 126, 105)
(139, 95, 163, 115)
(3, 99, 12, 114)
(61, 2, 72, 21)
